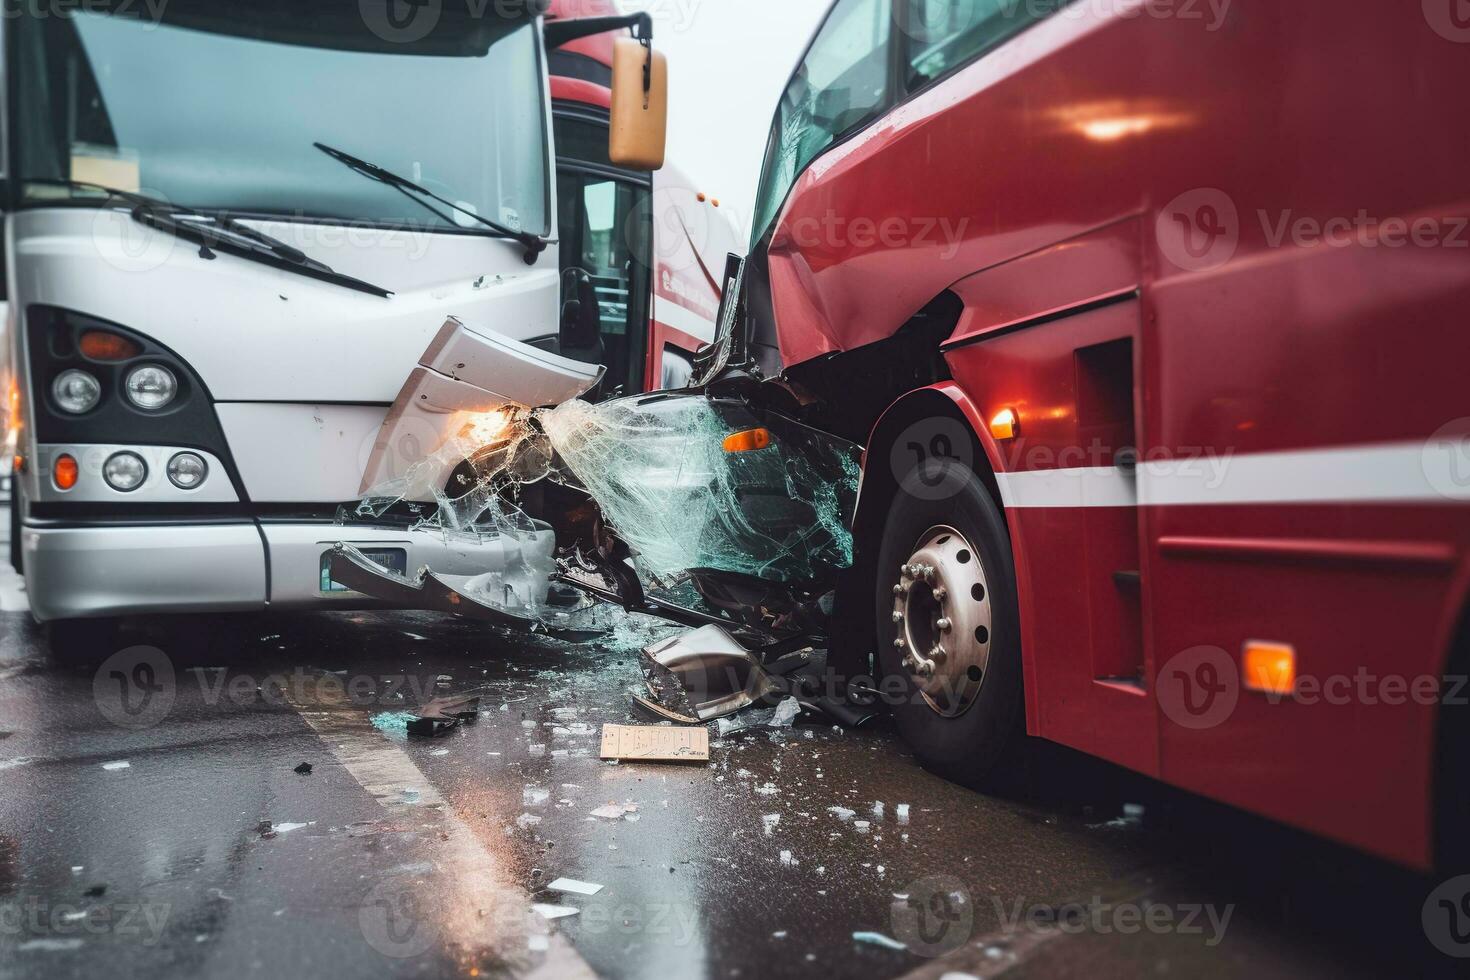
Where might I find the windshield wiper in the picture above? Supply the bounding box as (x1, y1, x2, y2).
(313, 142, 549, 264)
(29, 178, 392, 298)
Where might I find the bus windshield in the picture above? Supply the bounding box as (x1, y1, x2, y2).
(11, 6, 550, 236)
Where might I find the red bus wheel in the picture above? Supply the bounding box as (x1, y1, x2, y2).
(874, 458, 1024, 788)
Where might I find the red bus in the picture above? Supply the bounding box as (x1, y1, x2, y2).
(712, 0, 1470, 870)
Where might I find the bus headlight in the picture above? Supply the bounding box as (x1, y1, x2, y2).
(167, 452, 208, 490)
(52, 370, 101, 414)
(103, 451, 148, 492)
(125, 365, 177, 411)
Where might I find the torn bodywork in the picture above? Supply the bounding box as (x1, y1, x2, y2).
(337, 306, 865, 658)
(635, 624, 878, 728)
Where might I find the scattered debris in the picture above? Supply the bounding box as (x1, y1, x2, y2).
(896, 804, 910, 824)
(852, 931, 908, 952)
(599, 724, 709, 763)
(293, 762, 313, 775)
(547, 878, 602, 896)
(523, 786, 550, 806)
(638, 626, 777, 723)
(370, 711, 419, 739)
(516, 814, 542, 830)
(532, 904, 579, 920)
(407, 696, 481, 737)
(828, 806, 857, 822)
(101, 761, 130, 771)
(591, 802, 639, 820)
(762, 814, 781, 836)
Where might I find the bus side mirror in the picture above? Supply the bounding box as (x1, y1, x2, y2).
(610, 36, 667, 170)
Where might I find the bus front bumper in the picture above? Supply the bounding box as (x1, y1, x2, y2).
(20, 521, 555, 623)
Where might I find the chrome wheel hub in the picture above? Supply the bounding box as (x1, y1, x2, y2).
(890, 525, 992, 718)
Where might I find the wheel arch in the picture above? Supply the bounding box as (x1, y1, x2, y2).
(842, 384, 1037, 732)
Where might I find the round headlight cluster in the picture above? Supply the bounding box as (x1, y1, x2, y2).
(125, 365, 177, 411)
(167, 452, 208, 490)
(103, 452, 148, 493)
(52, 370, 101, 414)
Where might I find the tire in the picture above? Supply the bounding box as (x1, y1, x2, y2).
(873, 458, 1024, 788)
(43, 618, 123, 667)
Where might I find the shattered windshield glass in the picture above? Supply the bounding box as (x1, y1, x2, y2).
(539, 395, 861, 583)
(345, 391, 863, 626)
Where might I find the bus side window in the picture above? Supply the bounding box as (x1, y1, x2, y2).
(897, 0, 1076, 93)
(749, 0, 894, 245)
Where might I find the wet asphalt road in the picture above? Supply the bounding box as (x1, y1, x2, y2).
(0, 507, 1461, 979)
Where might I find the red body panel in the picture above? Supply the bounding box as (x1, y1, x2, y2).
(771, 1, 1470, 867)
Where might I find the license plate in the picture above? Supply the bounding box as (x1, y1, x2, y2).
(320, 548, 408, 594)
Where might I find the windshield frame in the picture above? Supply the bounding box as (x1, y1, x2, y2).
(2, 10, 555, 238)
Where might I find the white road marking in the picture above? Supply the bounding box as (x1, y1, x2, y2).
(287, 681, 597, 980)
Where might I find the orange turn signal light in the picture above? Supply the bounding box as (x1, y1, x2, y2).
(723, 428, 772, 454)
(1243, 641, 1296, 695)
(990, 408, 1019, 441)
(79, 330, 142, 362)
(54, 453, 79, 491)
(13, 454, 25, 474)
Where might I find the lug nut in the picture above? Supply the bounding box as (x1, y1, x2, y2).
(919, 661, 935, 677)
(933, 587, 947, 601)
(893, 584, 903, 596)
(936, 617, 952, 632)
(891, 611, 904, 624)
(894, 638, 906, 650)
(933, 647, 948, 663)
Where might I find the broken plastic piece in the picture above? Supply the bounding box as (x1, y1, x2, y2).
(547, 878, 602, 896)
(406, 695, 481, 737)
(639, 625, 777, 723)
(532, 904, 579, 920)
